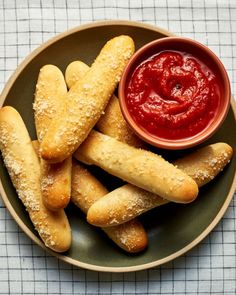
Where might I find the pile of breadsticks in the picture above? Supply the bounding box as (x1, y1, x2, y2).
(0, 35, 233, 254)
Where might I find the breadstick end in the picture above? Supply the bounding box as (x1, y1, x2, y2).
(0, 106, 19, 119)
(87, 199, 125, 227)
(220, 142, 233, 159)
(87, 204, 109, 227)
(42, 189, 70, 211)
(180, 180, 199, 203)
(65, 61, 90, 89)
(45, 212, 72, 253)
(103, 219, 148, 253)
(40, 144, 66, 163)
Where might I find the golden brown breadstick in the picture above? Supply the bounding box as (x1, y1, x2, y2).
(174, 143, 233, 187)
(71, 161, 147, 253)
(40, 158, 72, 211)
(33, 64, 67, 143)
(74, 130, 198, 203)
(33, 140, 72, 211)
(65, 60, 144, 148)
(33, 65, 71, 210)
(87, 184, 169, 227)
(41, 35, 135, 163)
(86, 142, 233, 227)
(96, 95, 145, 148)
(65, 61, 90, 89)
(0, 107, 71, 252)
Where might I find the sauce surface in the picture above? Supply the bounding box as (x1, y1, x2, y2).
(126, 50, 220, 140)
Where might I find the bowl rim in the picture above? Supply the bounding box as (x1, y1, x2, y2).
(118, 36, 231, 150)
(0, 20, 235, 273)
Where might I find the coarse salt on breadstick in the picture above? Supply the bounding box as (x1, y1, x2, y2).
(41, 35, 135, 163)
(33, 65, 67, 143)
(33, 140, 72, 219)
(40, 153, 71, 211)
(88, 184, 169, 227)
(74, 130, 198, 203)
(0, 106, 71, 252)
(71, 161, 147, 253)
(174, 143, 233, 187)
(33, 140, 72, 211)
(33, 65, 71, 210)
(65, 60, 145, 148)
(86, 142, 233, 227)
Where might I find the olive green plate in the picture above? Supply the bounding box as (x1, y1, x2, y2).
(0, 21, 236, 272)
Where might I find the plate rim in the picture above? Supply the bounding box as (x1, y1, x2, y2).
(0, 20, 235, 273)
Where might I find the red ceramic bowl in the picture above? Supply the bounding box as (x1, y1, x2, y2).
(118, 37, 231, 150)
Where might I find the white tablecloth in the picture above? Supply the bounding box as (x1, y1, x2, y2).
(0, 0, 235, 294)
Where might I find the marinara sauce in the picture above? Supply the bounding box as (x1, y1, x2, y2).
(125, 51, 220, 140)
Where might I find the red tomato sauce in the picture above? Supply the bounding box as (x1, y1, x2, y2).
(125, 51, 220, 140)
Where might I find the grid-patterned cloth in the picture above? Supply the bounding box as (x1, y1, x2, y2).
(0, 0, 235, 294)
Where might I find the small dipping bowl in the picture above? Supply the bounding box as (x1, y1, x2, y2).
(119, 37, 231, 150)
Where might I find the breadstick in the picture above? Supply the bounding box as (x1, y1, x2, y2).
(41, 35, 135, 163)
(71, 161, 147, 253)
(33, 65, 71, 210)
(65, 61, 90, 89)
(33, 64, 67, 143)
(0, 107, 71, 252)
(33, 139, 71, 211)
(65, 60, 144, 148)
(174, 143, 233, 187)
(40, 156, 72, 211)
(96, 95, 145, 148)
(74, 130, 199, 203)
(86, 142, 233, 227)
(87, 184, 169, 226)
(65, 61, 148, 242)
